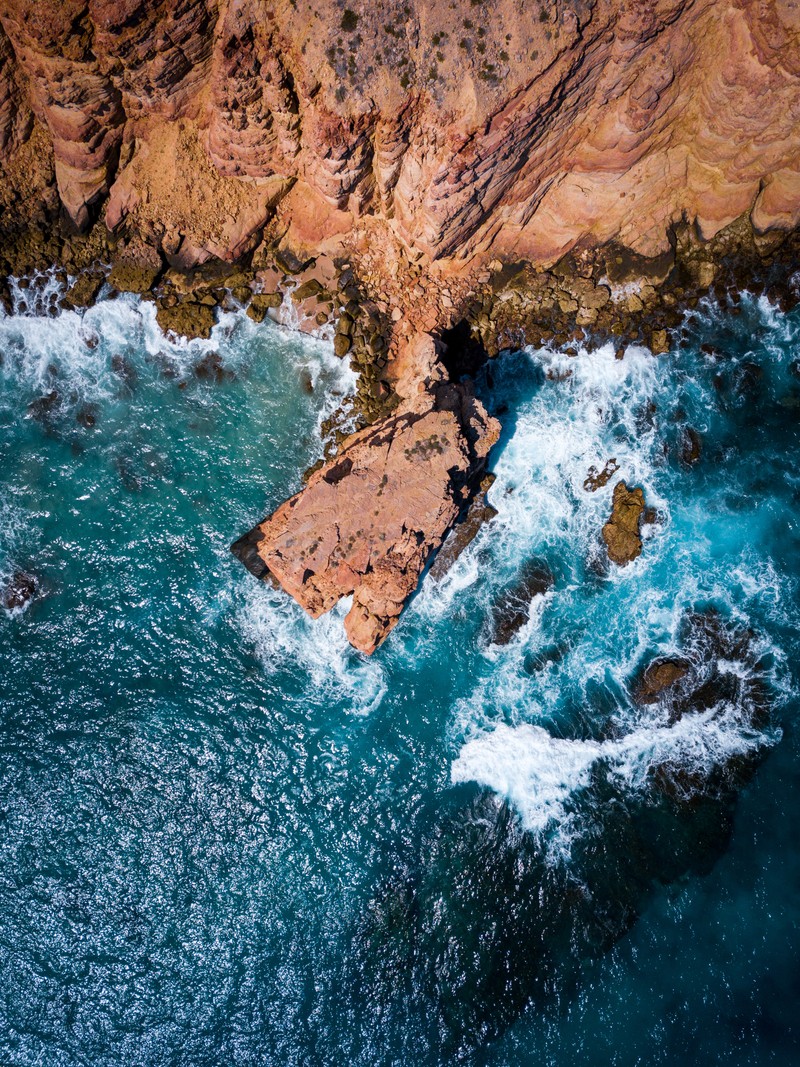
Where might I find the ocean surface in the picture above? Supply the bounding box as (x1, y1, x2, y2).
(0, 275, 798, 1066)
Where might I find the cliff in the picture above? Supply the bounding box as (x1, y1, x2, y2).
(1, 0, 799, 274)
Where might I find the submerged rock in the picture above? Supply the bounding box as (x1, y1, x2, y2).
(76, 402, 98, 428)
(193, 351, 235, 382)
(26, 390, 61, 424)
(0, 571, 37, 613)
(601, 481, 646, 566)
(110, 353, 137, 390)
(231, 379, 500, 654)
(488, 559, 554, 645)
(680, 426, 703, 466)
(633, 658, 691, 704)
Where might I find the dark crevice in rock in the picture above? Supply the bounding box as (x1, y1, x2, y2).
(438, 318, 491, 381)
(230, 528, 271, 581)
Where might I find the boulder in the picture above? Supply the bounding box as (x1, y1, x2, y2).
(649, 329, 670, 355)
(251, 292, 283, 309)
(333, 333, 352, 357)
(62, 271, 105, 309)
(156, 300, 216, 340)
(292, 278, 325, 301)
(601, 481, 646, 566)
(633, 658, 691, 704)
(109, 260, 161, 294)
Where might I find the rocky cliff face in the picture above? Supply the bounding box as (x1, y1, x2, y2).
(1, 0, 799, 272)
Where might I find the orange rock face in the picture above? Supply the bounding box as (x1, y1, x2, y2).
(231, 381, 500, 654)
(1, 0, 799, 267)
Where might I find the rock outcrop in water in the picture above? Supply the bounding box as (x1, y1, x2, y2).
(602, 480, 647, 566)
(232, 377, 499, 653)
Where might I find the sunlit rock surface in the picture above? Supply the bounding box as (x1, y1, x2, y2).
(0, 0, 798, 267)
(232, 380, 500, 653)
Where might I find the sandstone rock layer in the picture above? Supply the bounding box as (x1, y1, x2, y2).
(232, 381, 499, 653)
(1, 0, 799, 272)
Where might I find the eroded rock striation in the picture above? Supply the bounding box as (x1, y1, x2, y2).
(232, 377, 499, 653)
(1, 0, 799, 274)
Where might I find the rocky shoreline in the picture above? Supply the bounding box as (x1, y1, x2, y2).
(2, 210, 799, 652)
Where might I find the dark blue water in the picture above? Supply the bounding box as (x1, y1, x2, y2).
(0, 277, 798, 1065)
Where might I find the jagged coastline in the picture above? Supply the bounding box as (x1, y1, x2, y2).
(2, 205, 799, 651)
(1, 0, 799, 651)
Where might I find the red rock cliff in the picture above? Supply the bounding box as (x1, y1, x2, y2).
(1, 0, 799, 268)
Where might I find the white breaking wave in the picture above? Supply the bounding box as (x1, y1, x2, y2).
(237, 583, 387, 717)
(452, 706, 778, 841)
(441, 327, 793, 843)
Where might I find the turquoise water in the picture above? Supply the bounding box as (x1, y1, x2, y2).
(1, 277, 798, 1065)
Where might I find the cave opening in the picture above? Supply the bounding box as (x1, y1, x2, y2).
(438, 319, 490, 382)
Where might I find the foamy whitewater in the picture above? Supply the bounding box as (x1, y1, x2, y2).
(1, 282, 798, 1066)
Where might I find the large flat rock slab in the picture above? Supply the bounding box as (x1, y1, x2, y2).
(232, 382, 499, 653)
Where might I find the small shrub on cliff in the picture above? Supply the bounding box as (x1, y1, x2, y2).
(341, 9, 359, 31)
